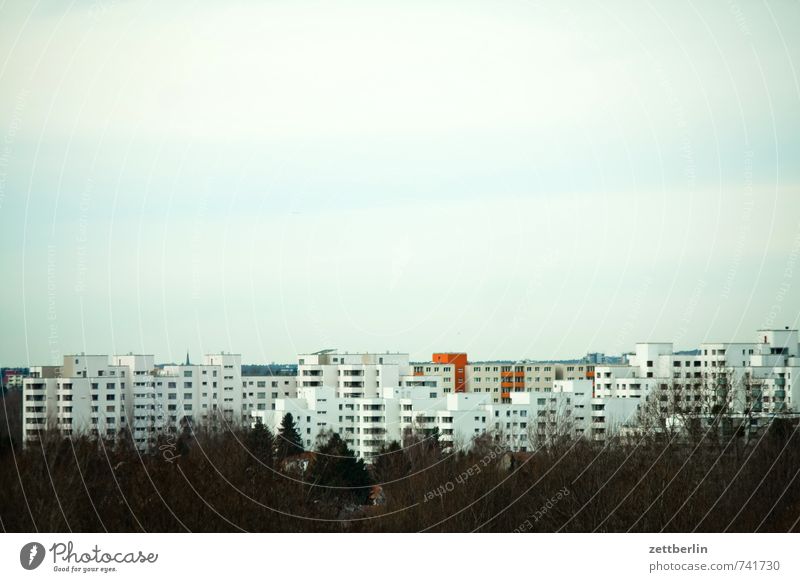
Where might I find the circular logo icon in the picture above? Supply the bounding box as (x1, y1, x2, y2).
(20, 542, 46, 570)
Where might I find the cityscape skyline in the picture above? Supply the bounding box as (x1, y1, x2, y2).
(3, 0, 800, 545)
(17, 326, 800, 460)
(4, 321, 800, 367)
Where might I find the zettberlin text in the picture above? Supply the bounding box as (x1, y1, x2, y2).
(649, 544, 708, 554)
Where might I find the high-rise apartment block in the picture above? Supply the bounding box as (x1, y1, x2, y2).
(20, 327, 799, 460)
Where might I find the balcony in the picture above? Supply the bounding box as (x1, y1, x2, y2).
(362, 428, 386, 436)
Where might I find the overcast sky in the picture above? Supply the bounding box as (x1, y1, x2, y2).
(1, 0, 799, 366)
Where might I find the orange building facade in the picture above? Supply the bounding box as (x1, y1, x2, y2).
(431, 353, 468, 393)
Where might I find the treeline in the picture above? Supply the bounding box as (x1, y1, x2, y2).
(0, 388, 22, 451)
(1, 414, 799, 532)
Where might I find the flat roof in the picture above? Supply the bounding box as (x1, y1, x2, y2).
(298, 352, 408, 356)
(757, 329, 798, 332)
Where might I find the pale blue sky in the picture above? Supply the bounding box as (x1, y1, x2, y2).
(1, 0, 799, 365)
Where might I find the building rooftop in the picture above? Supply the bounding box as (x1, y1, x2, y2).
(298, 351, 408, 356)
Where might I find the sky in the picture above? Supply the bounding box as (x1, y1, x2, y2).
(1, 0, 799, 366)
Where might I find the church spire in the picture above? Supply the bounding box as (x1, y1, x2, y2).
(185, 350, 190, 366)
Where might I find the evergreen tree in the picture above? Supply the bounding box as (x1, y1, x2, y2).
(371, 440, 410, 484)
(425, 426, 442, 456)
(246, 418, 274, 468)
(308, 432, 372, 503)
(275, 412, 304, 461)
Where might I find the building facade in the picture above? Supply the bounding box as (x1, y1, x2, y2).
(20, 326, 799, 457)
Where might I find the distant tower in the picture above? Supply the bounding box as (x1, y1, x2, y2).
(185, 350, 191, 366)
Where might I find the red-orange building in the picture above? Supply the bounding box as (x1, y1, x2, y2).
(431, 353, 468, 393)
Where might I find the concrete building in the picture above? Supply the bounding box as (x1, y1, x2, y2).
(467, 361, 595, 403)
(21, 326, 798, 458)
(253, 353, 629, 461)
(414, 353, 595, 403)
(1, 367, 29, 391)
(22, 352, 250, 450)
(594, 328, 800, 427)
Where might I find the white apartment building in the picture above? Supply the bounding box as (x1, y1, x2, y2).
(22, 352, 255, 451)
(297, 350, 406, 398)
(23, 354, 133, 444)
(485, 380, 641, 449)
(253, 353, 633, 461)
(594, 328, 799, 421)
(242, 373, 297, 416)
(23, 326, 796, 458)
